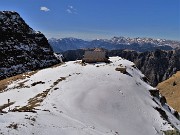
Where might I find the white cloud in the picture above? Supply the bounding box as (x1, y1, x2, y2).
(66, 9, 72, 14)
(66, 5, 77, 14)
(68, 5, 74, 9)
(40, 6, 50, 12)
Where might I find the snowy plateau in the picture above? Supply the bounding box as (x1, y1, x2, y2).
(0, 57, 180, 135)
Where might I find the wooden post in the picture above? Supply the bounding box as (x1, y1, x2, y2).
(8, 99, 10, 111)
(8, 99, 10, 104)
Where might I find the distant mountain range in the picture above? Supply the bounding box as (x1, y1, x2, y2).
(51, 36, 180, 87)
(48, 37, 180, 52)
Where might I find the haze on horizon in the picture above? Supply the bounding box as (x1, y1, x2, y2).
(0, 0, 179, 41)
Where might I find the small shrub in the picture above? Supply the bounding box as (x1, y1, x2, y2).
(131, 65, 137, 68)
(7, 123, 18, 130)
(31, 118, 36, 122)
(115, 67, 127, 74)
(154, 107, 168, 121)
(31, 81, 45, 86)
(149, 89, 160, 98)
(160, 96, 167, 106)
(174, 110, 179, 120)
(163, 130, 180, 135)
(54, 87, 59, 90)
(173, 81, 177, 86)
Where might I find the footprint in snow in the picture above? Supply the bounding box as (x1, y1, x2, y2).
(118, 89, 125, 97)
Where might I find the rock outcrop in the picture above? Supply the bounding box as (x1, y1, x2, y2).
(0, 11, 59, 80)
(109, 49, 180, 86)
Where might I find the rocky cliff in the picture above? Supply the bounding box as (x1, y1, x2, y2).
(0, 11, 59, 80)
(110, 49, 180, 86)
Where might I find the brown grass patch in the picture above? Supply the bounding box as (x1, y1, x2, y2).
(17, 80, 29, 88)
(0, 71, 38, 92)
(163, 130, 180, 135)
(0, 62, 65, 93)
(0, 102, 15, 113)
(157, 71, 180, 112)
(12, 77, 66, 112)
(10, 80, 31, 91)
(50, 62, 65, 68)
(74, 61, 87, 66)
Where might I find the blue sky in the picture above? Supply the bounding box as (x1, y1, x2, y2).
(0, 0, 179, 40)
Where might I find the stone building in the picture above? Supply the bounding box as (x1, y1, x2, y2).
(82, 49, 109, 63)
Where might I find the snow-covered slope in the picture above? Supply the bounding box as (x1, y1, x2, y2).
(0, 57, 179, 135)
